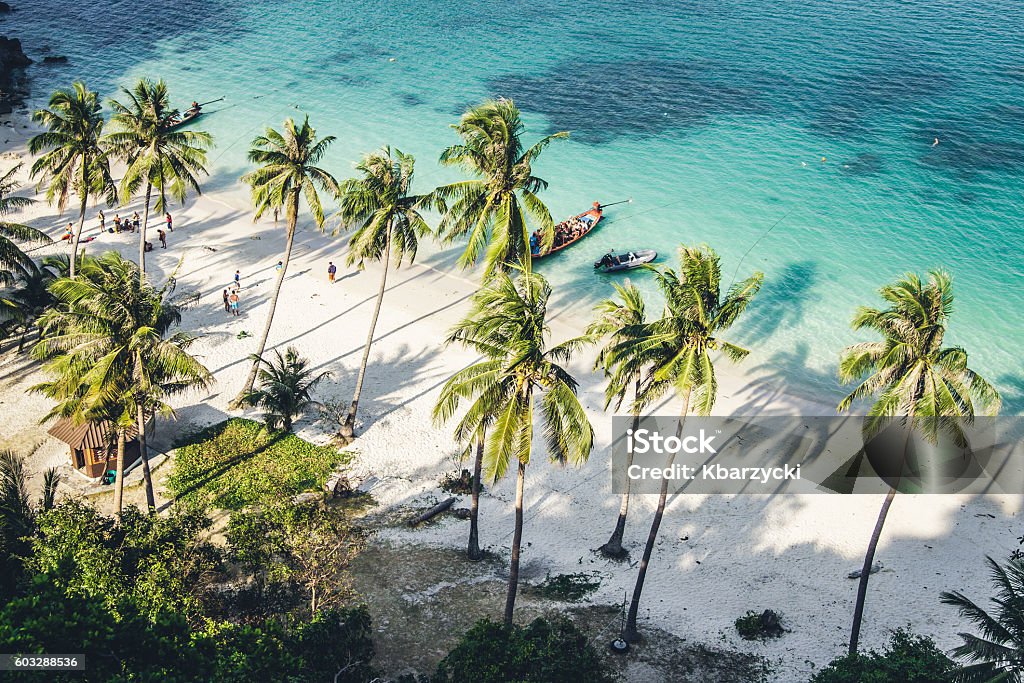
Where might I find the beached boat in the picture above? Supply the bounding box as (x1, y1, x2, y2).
(594, 249, 657, 273)
(531, 202, 603, 259)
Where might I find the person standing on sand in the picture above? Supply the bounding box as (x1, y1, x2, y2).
(229, 290, 240, 316)
(113, 215, 121, 233)
(166, 212, 173, 232)
(133, 211, 141, 232)
(98, 210, 105, 233)
(158, 229, 167, 249)
(234, 270, 241, 289)
(328, 261, 337, 283)
(275, 260, 283, 274)
(223, 289, 230, 313)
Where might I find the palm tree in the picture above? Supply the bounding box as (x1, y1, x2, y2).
(0, 255, 69, 350)
(0, 164, 50, 285)
(230, 116, 338, 408)
(617, 245, 762, 642)
(439, 264, 594, 624)
(941, 556, 1024, 682)
(0, 449, 59, 600)
(28, 81, 114, 277)
(32, 251, 213, 515)
(838, 269, 1000, 655)
(585, 280, 664, 559)
(335, 147, 432, 440)
(241, 346, 329, 432)
(435, 99, 567, 278)
(105, 79, 212, 279)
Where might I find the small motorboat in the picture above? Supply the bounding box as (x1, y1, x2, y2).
(594, 249, 657, 273)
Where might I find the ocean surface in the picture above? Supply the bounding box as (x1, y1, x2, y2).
(10, 0, 1024, 412)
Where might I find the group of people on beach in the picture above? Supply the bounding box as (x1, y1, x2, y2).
(223, 270, 243, 316)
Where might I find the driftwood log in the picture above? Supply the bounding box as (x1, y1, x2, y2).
(407, 496, 457, 527)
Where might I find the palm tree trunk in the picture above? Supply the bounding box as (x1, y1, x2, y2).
(601, 387, 641, 559)
(113, 430, 126, 519)
(138, 182, 152, 280)
(69, 153, 89, 278)
(339, 233, 391, 439)
(468, 432, 484, 561)
(231, 191, 300, 408)
(504, 459, 527, 625)
(136, 402, 154, 510)
(848, 486, 896, 655)
(624, 389, 690, 642)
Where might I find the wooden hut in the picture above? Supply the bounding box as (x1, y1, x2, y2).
(47, 418, 153, 479)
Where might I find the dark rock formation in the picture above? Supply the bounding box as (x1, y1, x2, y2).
(0, 3, 11, 15)
(0, 36, 31, 115)
(42, 55, 68, 64)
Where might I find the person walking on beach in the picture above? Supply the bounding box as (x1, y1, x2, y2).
(327, 261, 337, 283)
(133, 211, 141, 232)
(98, 210, 105, 233)
(158, 229, 167, 249)
(166, 212, 173, 232)
(275, 260, 283, 274)
(234, 270, 241, 289)
(223, 289, 230, 313)
(229, 290, 240, 316)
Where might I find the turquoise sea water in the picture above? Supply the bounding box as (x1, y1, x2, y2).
(11, 0, 1024, 411)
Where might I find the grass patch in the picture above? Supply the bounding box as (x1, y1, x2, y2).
(167, 418, 350, 510)
(735, 610, 785, 641)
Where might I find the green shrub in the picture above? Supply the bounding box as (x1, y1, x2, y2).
(167, 418, 349, 510)
(433, 616, 613, 683)
(735, 609, 785, 640)
(810, 628, 955, 683)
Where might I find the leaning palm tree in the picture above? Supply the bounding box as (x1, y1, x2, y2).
(0, 165, 50, 285)
(29, 81, 114, 277)
(241, 346, 329, 432)
(230, 116, 338, 408)
(585, 280, 664, 559)
(32, 251, 213, 515)
(434, 99, 566, 278)
(941, 556, 1024, 682)
(105, 79, 212, 279)
(438, 264, 594, 624)
(838, 269, 1000, 655)
(335, 147, 432, 439)
(617, 245, 763, 642)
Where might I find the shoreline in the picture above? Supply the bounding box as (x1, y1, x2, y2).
(1, 110, 1019, 682)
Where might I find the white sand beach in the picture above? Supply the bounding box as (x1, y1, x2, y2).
(1, 113, 1018, 682)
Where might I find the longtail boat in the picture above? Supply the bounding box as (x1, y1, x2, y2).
(531, 201, 603, 259)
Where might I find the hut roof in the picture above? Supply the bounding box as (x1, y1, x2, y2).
(46, 418, 139, 450)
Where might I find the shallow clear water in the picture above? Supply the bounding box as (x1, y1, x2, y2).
(12, 0, 1024, 411)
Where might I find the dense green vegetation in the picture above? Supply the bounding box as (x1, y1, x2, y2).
(167, 418, 349, 509)
(810, 628, 955, 683)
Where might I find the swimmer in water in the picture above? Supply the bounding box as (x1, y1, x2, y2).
(821, 156, 827, 162)
(932, 137, 940, 146)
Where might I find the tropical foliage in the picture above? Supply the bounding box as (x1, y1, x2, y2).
(232, 116, 338, 407)
(31, 251, 213, 514)
(585, 280, 657, 558)
(434, 265, 593, 623)
(435, 99, 566, 278)
(810, 628, 955, 683)
(335, 146, 433, 439)
(167, 418, 350, 510)
(838, 270, 1001, 654)
(105, 78, 212, 277)
(0, 164, 49, 286)
(28, 81, 113, 276)
(614, 245, 762, 641)
(241, 346, 328, 432)
(941, 556, 1024, 682)
(0, 254, 68, 349)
